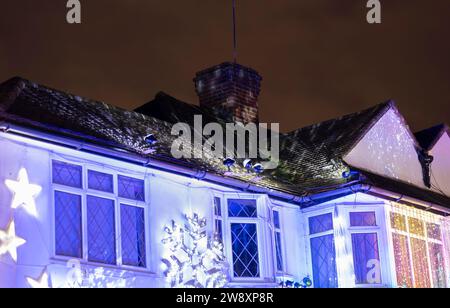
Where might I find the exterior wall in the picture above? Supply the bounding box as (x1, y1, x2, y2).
(429, 133, 450, 196)
(344, 108, 426, 189)
(0, 131, 301, 288)
(1, 131, 449, 288)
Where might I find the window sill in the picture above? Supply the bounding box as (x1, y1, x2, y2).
(50, 257, 157, 277)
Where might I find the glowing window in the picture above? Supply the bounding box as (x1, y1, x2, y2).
(231, 223, 259, 278)
(228, 199, 257, 218)
(121, 204, 146, 268)
(351, 233, 381, 284)
(52, 161, 82, 188)
(118, 175, 145, 202)
(88, 170, 113, 193)
(350, 212, 377, 227)
(309, 213, 333, 235)
(55, 191, 82, 258)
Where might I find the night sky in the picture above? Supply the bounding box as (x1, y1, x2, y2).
(1, 0, 449, 133)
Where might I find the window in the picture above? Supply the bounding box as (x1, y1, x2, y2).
(272, 210, 284, 272)
(349, 211, 382, 285)
(213, 197, 223, 242)
(54, 191, 82, 258)
(390, 209, 447, 288)
(227, 199, 260, 279)
(52, 160, 148, 269)
(308, 213, 338, 288)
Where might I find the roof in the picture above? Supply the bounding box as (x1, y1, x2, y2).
(415, 124, 449, 151)
(1, 76, 450, 209)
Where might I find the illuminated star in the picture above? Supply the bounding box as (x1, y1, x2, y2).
(27, 270, 50, 288)
(5, 168, 42, 217)
(0, 220, 26, 262)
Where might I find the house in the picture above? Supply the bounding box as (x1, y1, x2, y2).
(0, 62, 449, 288)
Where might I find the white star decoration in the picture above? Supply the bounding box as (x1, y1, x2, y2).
(5, 168, 42, 217)
(0, 220, 26, 262)
(27, 270, 50, 288)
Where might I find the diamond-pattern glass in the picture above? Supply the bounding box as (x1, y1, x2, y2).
(392, 233, 413, 288)
(410, 238, 431, 288)
(391, 212, 407, 231)
(121, 204, 146, 268)
(118, 175, 145, 202)
(310, 234, 338, 288)
(350, 212, 377, 227)
(88, 170, 113, 193)
(215, 219, 223, 242)
(351, 233, 380, 284)
(429, 243, 447, 288)
(309, 213, 333, 235)
(87, 195, 116, 265)
(55, 191, 82, 258)
(52, 160, 82, 188)
(231, 223, 260, 278)
(228, 199, 257, 218)
(427, 223, 442, 240)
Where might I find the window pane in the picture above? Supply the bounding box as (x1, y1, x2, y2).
(121, 205, 146, 268)
(52, 161, 82, 188)
(88, 170, 113, 193)
(350, 212, 377, 227)
(118, 175, 145, 202)
(410, 238, 431, 288)
(275, 232, 284, 272)
(309, 213, 333, 235)
(408, 217, 425, 237)
(55, 191, 82, 258)
(87, 196, 116, 265)
(390, 213, 407, 232)
(429, 243, 447, 288)
(427, 223, 442, 241)
(228, 199, 257, 218)
(392, 233, 413, 288)
(231, 223, 259, 278)
(310, 234, 338, 288)
(214, 197, 222, 217)
(215, 219, 223, 242)
(273, 211, 281, 229)
(351, 233, 381, 284)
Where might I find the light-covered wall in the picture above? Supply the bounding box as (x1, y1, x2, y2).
(344, 108, 426, 188)
(429, 132, 450, 196)
(0, 131, 303, 288)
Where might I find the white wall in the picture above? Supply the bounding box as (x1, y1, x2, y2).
(0, 131, 303, 288)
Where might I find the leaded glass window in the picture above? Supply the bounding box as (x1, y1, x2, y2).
(118, 175, 145, 202)
(309, 213, 333, 235)
(275, 232, 283, 272)
(87, 195, 116, 265)
(228, 199, 257, 218)
(231, 223, 260, 278)
(310, 234, 338, 288)
(350, 212, 377, 227)
(88, 170, 113, 193)
(351, 233, 381, 284)
(121, 204, 146, 268)
(52, 161, 82, 188)
(55, 191, 82, 258)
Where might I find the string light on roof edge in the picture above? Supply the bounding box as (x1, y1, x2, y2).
(0, 220, 26, 263)
(5, 168, 42, 217)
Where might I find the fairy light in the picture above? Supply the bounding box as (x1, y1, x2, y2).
(388, 202, 448, 288)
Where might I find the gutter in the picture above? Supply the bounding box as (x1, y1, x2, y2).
(1, 121, 450, 216)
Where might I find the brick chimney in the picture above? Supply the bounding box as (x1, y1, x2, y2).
(194, 62, 262, 124)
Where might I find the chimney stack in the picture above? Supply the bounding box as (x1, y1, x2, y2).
(194, 62, 262, 124)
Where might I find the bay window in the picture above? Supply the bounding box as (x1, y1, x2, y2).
(52, 160, 148, 269)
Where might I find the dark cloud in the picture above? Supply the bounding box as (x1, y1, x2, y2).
(1, 0, 449, 132)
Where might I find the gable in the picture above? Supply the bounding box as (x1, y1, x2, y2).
(343, 108, 426, 189)
(429, 131, 450, 196)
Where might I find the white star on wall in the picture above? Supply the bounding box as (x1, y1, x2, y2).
(5, 168, 42, 217)
(27, 270, 50, 288)
(0, 220, 26, 262)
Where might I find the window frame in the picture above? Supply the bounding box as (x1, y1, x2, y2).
(219, 193, 268, 283)
(388, 206, 447, 288)
(50, 158, 151, 271)
(271, 207, 286, 274)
